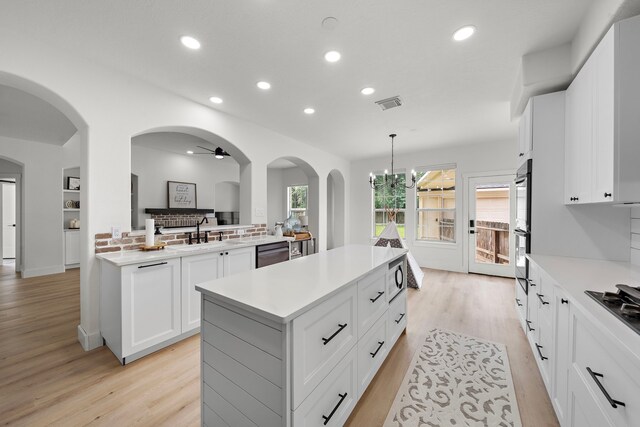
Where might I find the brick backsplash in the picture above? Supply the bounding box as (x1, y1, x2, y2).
(149, 213, 205, 228)
(95, 224, 267, 253)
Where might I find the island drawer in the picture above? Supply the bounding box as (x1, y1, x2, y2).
(357, 265, 388, 338)
(292, 285, 358, 409)
(571, 309, 640, 427)
(292, 346, 358, 427)
(357, 310, 388, 396)
(387, 290, 407, 346)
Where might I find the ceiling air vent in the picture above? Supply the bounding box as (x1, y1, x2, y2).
(375, 96, 402, 111)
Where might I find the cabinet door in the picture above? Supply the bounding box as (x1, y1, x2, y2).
(223, 246, 255, 277)
(592, 29, 615, 203)
(64, 231, 80, 265)
(552, 286, 570, 425)
(181, 253, 223, 333)
(122, 258, 181, 358)
(518, 99, 533, 159)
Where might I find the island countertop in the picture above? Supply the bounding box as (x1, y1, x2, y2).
(196, 244, 407, 323)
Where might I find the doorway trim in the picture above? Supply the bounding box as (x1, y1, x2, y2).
(0, 173, 22, 273)
(462, 169, 516, 275)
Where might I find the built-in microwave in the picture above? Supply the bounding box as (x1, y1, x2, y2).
(514, 160, 531, 294)
(387, 258, 405, 301)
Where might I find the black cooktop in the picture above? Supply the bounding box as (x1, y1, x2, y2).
(585, 284, 640, 336)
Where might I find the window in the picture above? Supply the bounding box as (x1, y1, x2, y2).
(415, 167, 456, 242)
(372, 172, 406, 238)
(287, 185, 307, 219)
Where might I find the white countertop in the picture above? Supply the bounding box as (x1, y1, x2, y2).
(528, 254, 640, 359)
(97, 235, 294, 266)
(196, 244, 408, 323)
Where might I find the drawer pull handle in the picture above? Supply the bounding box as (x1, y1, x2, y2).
(370, 341, 385, 358)
(526, 320, 535, 332)
(561, 298, 568, 304)
(322, 392, 348, 425)
(370, 291, 384, 303)
(138, 261, 168, 269)
(587, 367, 625, 408)
(515, 298, 523, 307)
(528, 279, 536, 287)
(394, 313, 405, 324)
(604, 192, 612, 198)
(535, 343, 548, 361)
(322, 323, 347, 345)
(537, 293, 549, 305)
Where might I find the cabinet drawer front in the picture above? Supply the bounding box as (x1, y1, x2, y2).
(388, 290, 407, 346)
(358, 311, 388, 396)
(293, 346, 358, 427)
(292, 286, 358, 409)
(568, 366, 614, 427)
(515, 279, 527, 332)
(572, 311, 640, 427)
(357, 266, 387, 338)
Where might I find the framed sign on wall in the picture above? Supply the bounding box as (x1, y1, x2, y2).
(167, 181, 197, 209)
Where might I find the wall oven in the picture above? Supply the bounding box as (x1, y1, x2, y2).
(514, 160, 532, 293)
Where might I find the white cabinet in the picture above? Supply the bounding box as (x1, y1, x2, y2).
(357, 266, 387, 338)
(115, 258, 181, 362)
(518, 99, 533, 161)
(552, 286, 570, 425)
(564, 17, 640, 204)
(64, 230, 80, 266)
(181, 253, 223, 333)
(223, 246, 255, 276)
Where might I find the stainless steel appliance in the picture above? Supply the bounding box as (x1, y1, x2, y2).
(514, 160, 532, 294)
(387, 258, 405, 301)
(256, 241, 290, 268)
(586, 285, 640, 335)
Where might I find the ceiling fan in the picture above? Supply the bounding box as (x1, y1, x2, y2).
(193, 145, 230, 159)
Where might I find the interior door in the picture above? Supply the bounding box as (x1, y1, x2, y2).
(2, 182, 16, 259)
(468, 175, 515, 277)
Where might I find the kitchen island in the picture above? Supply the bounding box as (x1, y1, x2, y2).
(196, 244, 408, 427)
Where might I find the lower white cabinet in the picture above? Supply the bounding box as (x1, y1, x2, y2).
(357, 311, 388, 395)
(64, 230, 80, 266)
(223, 246, 255, 276)
(181, 253, 223, 333)
(552, 286, 570, 425)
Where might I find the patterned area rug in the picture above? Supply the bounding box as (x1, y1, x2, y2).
(384, 329, 522, 427)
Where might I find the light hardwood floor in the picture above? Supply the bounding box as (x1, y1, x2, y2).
(0, 265, 558, 426)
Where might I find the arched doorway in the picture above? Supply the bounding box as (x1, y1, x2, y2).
(327, 169, 346, 249)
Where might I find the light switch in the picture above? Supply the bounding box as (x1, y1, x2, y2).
(111, 226, 122, 239)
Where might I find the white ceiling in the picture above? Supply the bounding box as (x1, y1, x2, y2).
(132, 132, 239, 164)
(1, 0, 598, 159)
(0, 84, 77, 145)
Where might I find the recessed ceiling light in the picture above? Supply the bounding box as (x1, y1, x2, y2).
(209, 96, 223, 104)
(324, 50, 341, 63)
(180, 36, 201, 50)
(256, 81, 271, 90)
(361, 87, 375, 95)
(453, 25, 476, 41)
(186, 150, 194, 154)
(303, 108, 315, 115)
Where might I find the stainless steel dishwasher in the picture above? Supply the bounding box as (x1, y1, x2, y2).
(256, 241, 290, 268)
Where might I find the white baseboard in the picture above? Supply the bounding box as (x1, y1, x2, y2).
(21, 264, 65, 278)
(77, 324, 103, 351)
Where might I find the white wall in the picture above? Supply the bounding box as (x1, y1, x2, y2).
(131, 144, 239, 226)
(215, 182, 240, 212)
(0, 28, 350, 350)
(0, 136, 64, 277)
(350, 140, 517, 272)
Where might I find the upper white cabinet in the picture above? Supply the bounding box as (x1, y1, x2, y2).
(565, 16, 640, 204)
(518, 99, 533, 161)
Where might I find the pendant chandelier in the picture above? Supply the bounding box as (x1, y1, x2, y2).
(369, 133, 416, 190)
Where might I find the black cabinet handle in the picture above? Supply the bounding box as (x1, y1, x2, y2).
(322, 392, 348, 425)
(528, 279, 536, 288)
(219, 252, 223, 256)
(394, 313, 405, 324)
(515, 298, 523, 307)
(138, 261, 168, 269)
(370, 291, 384, 303)
(370, 341, 385, 358)
(586, 367, 625, 408)
(526, 320, 535, 332)
(519, 153, 524, 157)
(535, 343, 548, 361)
(561, 298, 568, 304)
(322, 323, 347, 345)
(225, 252, 228, 255)
(604, 192, 612, 198)
(537, 293, 549, 305)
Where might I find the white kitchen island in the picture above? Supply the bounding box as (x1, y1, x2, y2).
(196, 244, 408, 427)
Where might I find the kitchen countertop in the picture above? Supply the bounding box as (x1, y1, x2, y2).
(527, 254, 640, 360)
(196, 244, 407, 323)
(97, 235, 294, 266)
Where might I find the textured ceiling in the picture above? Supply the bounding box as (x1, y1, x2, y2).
(1, 0, 595, 159)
